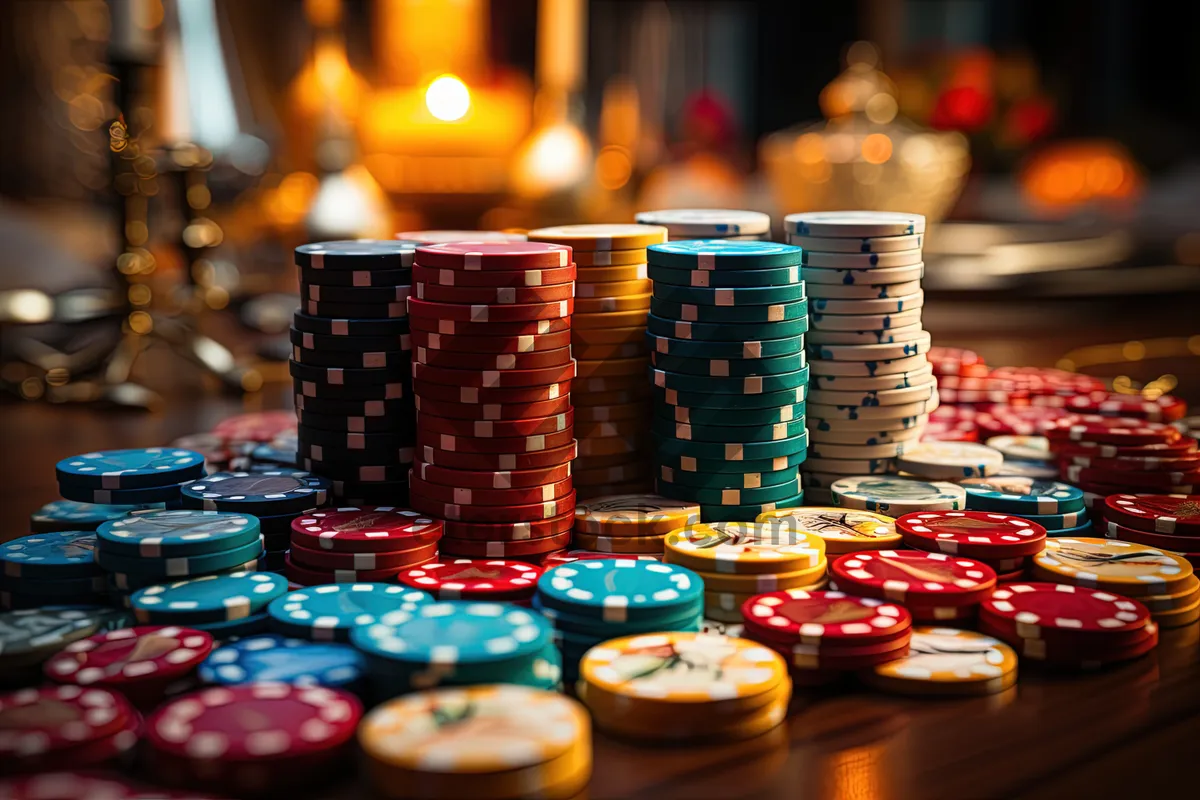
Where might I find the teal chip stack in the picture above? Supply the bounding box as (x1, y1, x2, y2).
(645, 240, 808, 520)
(534, 559, 705, 684)
(0, 531, 107, 610)
(29, 500, 160, 534)
(130, 571, 289, 640)
(350, 600, 561, 701)
(54, 447, 207, 507)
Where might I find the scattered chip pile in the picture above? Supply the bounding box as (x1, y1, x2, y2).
(0, 606, 133, 684)
(895, 510, 1047, 581)
(1104, 494, 1200, 572)
(1, 531, 107, 610)
(291, 241, 419, 507)
(527, 224, 669, 497)
(979, 582, 1158, 669)
(740, 589, 913, 686)
(266, 582, 432, 643)
(198, 633, 367, 692)
(127, 570, 288, 641)
(1031, 389, 1187, 423)
(534, 559, 704, 685)
(921, 406, 980, 444)
(572, 494, 699, 555)
(784, 212, 934, 505)
(145, 683, 363, 798)
(202, 410, 300, 472)
(578, 631, 791, 741)
(0, 684, 141, 772)
(860, 627, 1019, 697)
(358, 684, 591, 800)
(663, 522, 827, 622)
(285, 506, 442, 586)
(407, 240, 578, 561)
(396, 557, 543, 605)
(1033, 535, 1198, 629)
(644, 240, 809, 519)
(756, 506, 902, 554)
(830, 549, 998, 624)
(831, 475, 967, 515)
(54, 447, 205, 511)
(350, 600, 561, 699)
(635, 208, 772, 241)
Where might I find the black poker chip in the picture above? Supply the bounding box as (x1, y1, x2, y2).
(291, 345, 412, 370)
(301, 299, 408, 320)
(292, 393, 413, 417)
(289, 360, 412, 387)
(294, 240, 420, 270)
(298, 425, 416, 451)
(300, 456, 412, 483)
(298, 266, 412, 287)
(292, 310, 410, 338)
(296, 409, 417, 435)
(292, 379, 410, 402)
(300, 283, 411, 304)
(327, 479, 411, 505)
(288, 328, 411, 353)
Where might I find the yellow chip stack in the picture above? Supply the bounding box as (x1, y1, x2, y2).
(755, 506, 901, 555)
(358, 684, 591, 800)
(664, 521, 828, 622)
(527, 224, 668, 498)
(573, 494, 700, 555)
(578, 631, 791, 742)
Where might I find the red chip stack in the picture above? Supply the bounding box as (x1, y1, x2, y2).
(407, 242, 578, 562)
(0, 685, 142, 773)
(923, 347, 985, 442)
(828, 549, 998, 624)
(1031, 390, 1187, 423)
(286, 507, 444, 586)
(894, 510, 1048, 581)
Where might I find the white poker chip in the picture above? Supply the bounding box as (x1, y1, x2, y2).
(985, 435, 1051, 462)
(831, 476, 967, 514)
(895, 442, 1005, 480)
(635, 209, 771, 237)
(809, 353, 930, 377)
(784, 211, 927, 238)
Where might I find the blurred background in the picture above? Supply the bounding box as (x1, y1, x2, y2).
(1, 0, 1198, 411)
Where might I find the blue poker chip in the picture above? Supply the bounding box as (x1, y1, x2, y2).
(646, 240, 803, 270)
(131, 571, 289, 624)
(180, 471, 330, 515)
(1044, 519, 1098, 537)
(250, 443, 297, 467)
(295, 239, 417, 270)
(97, 509, 262, 558)
(95, 535, 264, 579)
(55, 448, 206, 490)
(29, 500, 156, 533)
(0, 531, 100, 579)
(960, 477, 1086, 515)
(267, 583, 432, 642)
(199, 633, 365, 688)
(57, 481, 185, 506)
(187, 611, 271, 640)
(536, 559, 704, 624)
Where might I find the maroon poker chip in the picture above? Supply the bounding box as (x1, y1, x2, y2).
(408, 297, 573, 325)
(1031, 391, 1186, 423)
(1104, 494, 1200, 534)
(412, 460, 572, 490)
(288, 540, 439, 571)
(211, 411, 297, 443)
(42, 627, 212, 705)
(830, 550, 997, 607)
(410, 491, 577, 523)
(415, 395, 572, 421)
(289, 507, 443, 552)
(415, 344, 573, 371)
(413, 379, 571, 406)
(419, 409, 574, 439)
(410, 328, 572, 354)
(283, 553, 424, 585)
(974, 404, 1071, 437)
(741, 589, 913, 646)
(0, 685, 136, 760)
(415, 427, 575, 456)
(1051, 439, 1197, 460)
(414, 241, 572, 270)
(1065, 450, 1200, 472)
(437, 530, 573, 559)
(440, 510, 575, 541)
(408, 473, 573, 507)
(1043, 415, 1181, 446)
(408, 314, 572, 338)
(414, 281, 574, 305)
(412, 262, 576, 288)
(980, 581, 1152, 642)
(1065, 464, 1200, 490)
(395, 558, 543, 600)
(413, 361, 577, 389)
(895, 510, 1047, 560)
(417, 440, 578, 471)
(1100, 518, 1200, 551)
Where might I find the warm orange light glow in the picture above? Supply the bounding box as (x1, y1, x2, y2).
(862, 133, 893, 164)
(1020, 141, 1143, 208)
(596, 146, 632, 190)
(511, 123, 592, 197)
(425, 74, 471, 122)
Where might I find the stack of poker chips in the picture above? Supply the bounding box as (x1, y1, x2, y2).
(144, 683, 363, 798)
(291, 240, 419, 506)
(1104, 494, 1200, 574)
(0, 685, 142, 772)
(209, 411, 300, 472)
(94, 509, 268, 607)
(740, 590, 913, 687)
(572, 494, 700, 556)
(894, 510, 1048, 582)
(55, 447, 207, 510)
(756, 506, 902, 554)
(893, 441, 1005, 482)
(395, 558, 543, 605)
(0, 606, 133, 685)
(921, 405, 981, 444)
(829, 549, 998, 625)
(127, 571, 289, 640)
(527, 224, 669, 497)
(1032, 535, 1198, 629)
(350, 600, 562, 699)
(197, 633, 367, 693)
(782, 212, 935, 505)
(644, 240, 809, 521)
(267, 583, 433, 642)
(956, 477, 1094, 537)
(662, 522, 828, 623)
(284, 507, 443, 586)
(29, 500, 153, 533)
(1030, 388, 1187, 424)
(534, 559, 704, 685)
(358, 685, 591, 800)
(860, 627, 1019, 697)
(979, 581, 1158, 670)
(635, 208, 772, 242)
(0, 531, 108, 610)
(407, 241, 578, 562)
(577, 631, 791, 742)
(830, 475, 967, 515)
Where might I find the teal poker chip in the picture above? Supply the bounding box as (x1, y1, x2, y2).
(654, 429, 808, 461)
(198, 633, 366, 688)
(959, 478, 1085, 514)
(651, 417, 807, 444)
(55, 448, 206, 490)
(655, 449, 807, 475)
(97, 509, 262, 558)
(648, 263, 802, 288)
(188, 611, 271, 640)
(180, 470, 331, 515)
(1041, 520, 1096, 537)
(646, 313, 808, 343)
(650, 297, 807, 324)
(646, 240, 803, 270)
(29, 500, 154, 533)
(698, 492, 806, 522)
(106, 558, 262, 593)
(537, 596, 704, 639)
(831, 476, 967, 514)
(0, 605, 134, 667)
(537, 559, 703, 624)
(95, 535, 264, 579)
(654, 383, 807, 410)
(131, 571, 289, 624)
(656, 463, 799, 490)
(654, 400, 806, 427)
(295, 239, 418, 270)
(650, 350, 805, 377)
(652, 282, 807, 306)
(992, 459, 1058, 480)
(267, 583, 433, 642)
(1015, 509, 1090, 530)
(0, 573, 106, 596)
(650, 364, 809, 395)
(656, 477, 801, 506)
(2, 591, 107, 611)
(362, 637, 562, 693)
(646, 333, 802, 360)
(58, 482, 183, 506)
(0, 531, 100, 579)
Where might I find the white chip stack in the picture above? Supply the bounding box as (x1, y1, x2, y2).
(635, 209, 772, 242)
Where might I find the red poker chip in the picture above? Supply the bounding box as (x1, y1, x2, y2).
(288, 540, 439, 571)
(410, 328, 571, 355)
(415, 427, 575, 455)
(1065, 464, 1200, 489)
(412, 262, 576, 288)
(980, 581, 1152, 640)
(289, 507, 444, 553)
(1031, 391, 1186, 423)
(9, 709, 143, 773)
(415, 395, 572, 421)
(974, 404, 1071, 437)
(995, 568, 1028, 583)
(408, 297, 573, 325)
(977, 614, 1156, 655)
(438, 530, 573, 558)
(417, 440, 577, 471)
(409, 314, 572, 338)
(1043, 415, 1181, 446)
(988, 367, 1106, 397)
(987, 622, 1159, 668)
(830, 550, 997, 606)
(540, 550, 660, 567)
(754, 634, 912, 671)
(886, 602, 977, 625)
(920, 417, 979, 442)
(415, 345, 573, 372)
(927, 346, 983, 376)
(1050, 439, 1197, 460)
(895, 510, 1047, 559)
(211, 411, 297, 443)
(413, 361, 576, 390)
(414, 379, 570, 406)
(1064, 450, 1200, 472)
(395, 558, 543, 599)
(43, 626, 213, 688)
(1104, 494, 1200, 534)
(441, 510, 575, 541)
(414, 241, 572, 270)
(408, 473, 573, 507)
(0, 772, 168, 800)
(741, 590, 913, 646)
(410, 491, 577, 523)
(283, 553, 423, 585)
(414, 281, 574, 306)
(0, 685, 136, 758)
(1100, 518, 1200, 551)
(412, 460, 572, 490)
(419, 409, 574, 439)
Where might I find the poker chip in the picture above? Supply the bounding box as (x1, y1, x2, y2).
(573, 494, 700, 538)
(29, 500, 150, 533)
(755, 506, 900, 554)
(130, 571, 289, 624)
(0, 531, 100, 580)
(288, 507, 442, 553)
(635, 208, 770, 239)
(180, 470, 330, 515)
(94, 534, 265, 579)
(830, 549, 996, 612)
(894, 442, 1003, 480)
(395, 558, 543, 601)
(95, 508, 261, 558)
(1030, 537, 1193, 596)
(55, 448, 206, 490)
(895, 511, 1047, 563)
(741, 589, 912, 651)
(1103, 493, 1200, 534)
(197, 634, 366, 689)
(0, 684, 139, 771)
(861, 627, 1018, 697)
(784, 211, 926, 239)
(267, 583, 433, 642)
(959, 477, 1085, 514)
(831, 476, 966, 514)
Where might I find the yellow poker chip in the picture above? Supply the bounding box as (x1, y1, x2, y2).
(576, 436, 640, 458)
(698, 562, 829, 594)
(570, 308, 651, 329)
(570, 325, 645, 346)
(703, 577, 828, 616)
(1154, 596, 1200, 628)
(358, 684, 588, 773)
(572, 531, 665, 554)
(664, 522, 825, 575)
(574, 249, 649, 267)
(756, 506, 900, 554)
(574, 494, 700, 536)
(861, 627, 1018, 697)
(584, 684, 790, 742)
(528, 224, 668, 251)
(575, 278, 652, 298)
(581, 632, 787, 704)
(1032, 537, 1194, 596)
(575, 263, 649, 282)
(1139, 574, 1200, 612)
